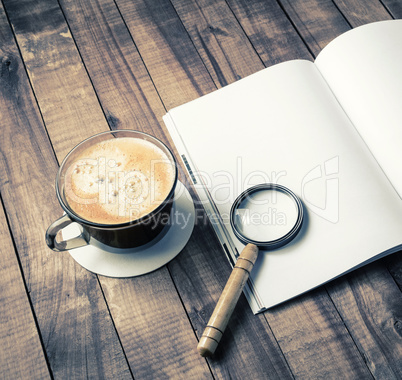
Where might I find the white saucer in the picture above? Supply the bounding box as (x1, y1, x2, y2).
(63, 181, 195, 277)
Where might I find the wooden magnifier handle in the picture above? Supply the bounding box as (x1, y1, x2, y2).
(197, 243, 259, 357)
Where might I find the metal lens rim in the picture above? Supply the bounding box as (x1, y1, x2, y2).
(230, 183, 304, 250)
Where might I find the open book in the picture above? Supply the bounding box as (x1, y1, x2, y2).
(163, 20, 402, 313)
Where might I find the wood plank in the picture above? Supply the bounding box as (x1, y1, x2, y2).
(170, 0, 265, 87)
(115, 0, 376, 378)
(381, 0, 402, 17)
(265, 290, 373, 378)
(9, 0, 212, 377)
(3, 0, 109, 160)
(59, 0, 167, 138)
(0, 204, 50, 379)
(327, 263, 402, 379)
(0, 1, 132, 378)
(226, 0, 312, 64)
(102, 272, 213, 379)
(387, 251, 402, 290)
(115, 0, 217, 110)
(277, 0, 351, 57)
(333, 0, 393, 26)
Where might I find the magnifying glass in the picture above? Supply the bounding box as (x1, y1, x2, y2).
(197, 184, 304, 357)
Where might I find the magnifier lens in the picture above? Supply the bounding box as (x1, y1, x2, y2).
(234, 189, 299, 241)
(231, 184, 303, 249)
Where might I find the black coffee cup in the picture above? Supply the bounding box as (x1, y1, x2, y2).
(46, 130, 178, 251)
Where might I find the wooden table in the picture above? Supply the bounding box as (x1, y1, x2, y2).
(1, 0, 401, 378)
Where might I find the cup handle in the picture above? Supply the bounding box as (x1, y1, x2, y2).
(46, 214, 89, 252)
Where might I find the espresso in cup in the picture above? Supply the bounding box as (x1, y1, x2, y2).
(65, 137, 175, 224)
(46, 130, 178, 252)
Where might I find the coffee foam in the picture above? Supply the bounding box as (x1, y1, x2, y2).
(65, 137, 175, 224)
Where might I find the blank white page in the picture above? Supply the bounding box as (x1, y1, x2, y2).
(165, 59, 402, 311)
(315, 20, 402, 198)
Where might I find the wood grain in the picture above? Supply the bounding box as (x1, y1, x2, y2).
(102, 272, 212, 379)
(11, 0, 212, 377)
(0, 1, 132, 378)
(381, 0, 402, 16)
(265, 289, 373, 378)
(327, 263, 402, 379)
(115, 0, 217, 110)
(59, 0, 167, 138)
(387, 251, 402, 290)
(170, 0, 264, 87)
(333, 0, 393, 26)
(226, 0, 312, 64)
(3, 0, 109, 160)
(278, 0, 351, 57)
(0, 203, 50, 379)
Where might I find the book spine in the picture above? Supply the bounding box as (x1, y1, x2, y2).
(163, 113, 265, 314)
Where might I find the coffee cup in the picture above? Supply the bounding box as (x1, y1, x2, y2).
(46, 130, 178, 251)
